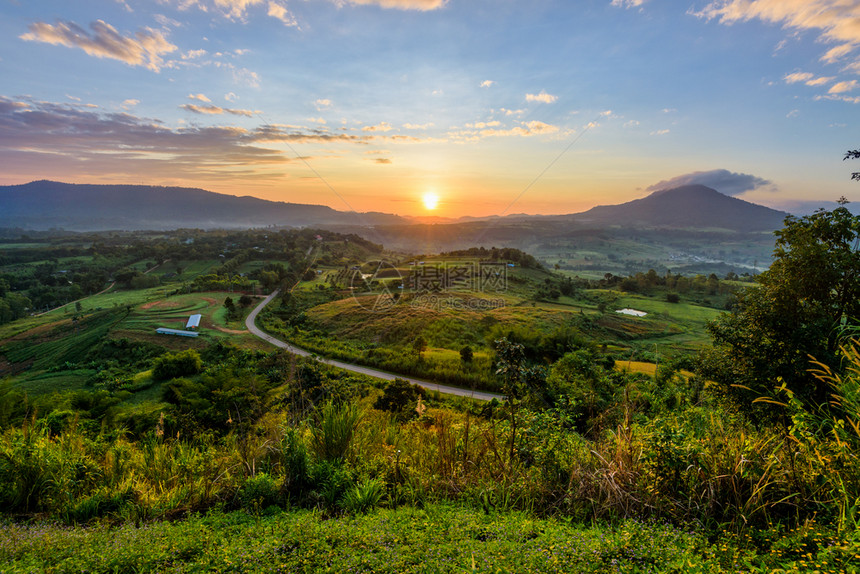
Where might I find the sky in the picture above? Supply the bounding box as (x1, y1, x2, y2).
(1, 0, 859, 218)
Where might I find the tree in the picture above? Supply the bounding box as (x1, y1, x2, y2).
(413, 336, 427, 359)
(703, 203, 860, 411)
(460, 345, 474, 364)
(494, 338, 547, 465)
(845, 149, 860, 181)
(374, 378, 425, 421)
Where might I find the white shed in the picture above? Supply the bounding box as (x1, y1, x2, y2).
(186, 314, 202, 330)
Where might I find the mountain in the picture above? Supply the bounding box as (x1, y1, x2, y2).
(0, 180, 407, 230)
(567, 184, 788, 231)
(0, 180, 789, 234)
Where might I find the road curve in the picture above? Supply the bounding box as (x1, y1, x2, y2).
(245, 289, 503, 401)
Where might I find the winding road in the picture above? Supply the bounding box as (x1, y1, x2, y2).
(245, 289, 502, 401)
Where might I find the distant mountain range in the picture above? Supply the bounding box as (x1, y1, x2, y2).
(0, 180, 789, 233)
(0, 181, 407, 230)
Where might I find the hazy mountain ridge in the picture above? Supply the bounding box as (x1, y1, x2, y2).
(0, 180, 789, 233)
(0, 181, 408, 230)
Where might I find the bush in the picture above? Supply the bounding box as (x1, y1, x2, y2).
(310, 401, 363, 464)
(152, 350, 203, 381)
(340, 478, 384, 515)
(373, 378, 425, 421)
(239, 473, 281, 512)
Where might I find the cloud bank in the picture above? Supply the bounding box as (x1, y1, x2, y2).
(647, 169, 774, 196)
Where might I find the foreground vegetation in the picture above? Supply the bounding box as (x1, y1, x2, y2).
(6, 503, 858, 573)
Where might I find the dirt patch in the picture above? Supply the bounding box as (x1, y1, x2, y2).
(141, 300, 182, 310)
(201, 297, 217, 305)
(211, 325, 247, 335)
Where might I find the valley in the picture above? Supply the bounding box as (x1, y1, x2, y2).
(1, 191, 858, 573)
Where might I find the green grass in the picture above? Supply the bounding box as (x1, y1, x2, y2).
(0, 504, 739, 573)
(3, 504, 854, 573)
(14, 369, 98, 395)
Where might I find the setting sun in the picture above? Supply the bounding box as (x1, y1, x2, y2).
(422, 192, 439, 211)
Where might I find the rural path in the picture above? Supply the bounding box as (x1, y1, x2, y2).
(245, 289, 502, 401)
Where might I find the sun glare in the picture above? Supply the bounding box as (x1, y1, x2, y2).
(422, 192, 439, 211)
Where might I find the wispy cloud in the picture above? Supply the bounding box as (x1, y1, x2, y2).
(449, 120, 560, 141)
(649, 129, 670, 136)
(267, 1, 298, 25)
(829, 79, 857, 93)
(403, 122, 433, 129)
(647, 168, 774, 196)
(183, 49, 208, 60)
(480, 80, 495, 88)
(821, 43, 854, 63)
(362, 121, 393, 132)
(819, 94, 860, 103)
(315, 98, 332, 110)
(611, 0, 647, 8)
(465, 121, 501, 128)
(336, 0, 448, 10)
(189, 93, 211, 102)
(180, 102, 257, 116)
(526, 90, 558, 103)
(784, 71, 834, 86)
(20, 19, 177, 72)
(691, 1, 860, 73)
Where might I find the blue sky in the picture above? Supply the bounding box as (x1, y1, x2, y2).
(1, 0, 858, 217)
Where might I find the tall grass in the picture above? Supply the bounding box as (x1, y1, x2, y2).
(2, 360, 859, 539)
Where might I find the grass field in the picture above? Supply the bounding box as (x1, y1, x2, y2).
(0, 504, 742, 573)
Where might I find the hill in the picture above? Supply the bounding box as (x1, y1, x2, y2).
(0, 180, 407, 230)
(568, 184, 788, 231)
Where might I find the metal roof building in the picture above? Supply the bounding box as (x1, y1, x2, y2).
(156, 327, 199, 338)
(186, 314, 202, 330)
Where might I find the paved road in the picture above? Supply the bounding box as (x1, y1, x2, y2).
(245, 289, 503, 401)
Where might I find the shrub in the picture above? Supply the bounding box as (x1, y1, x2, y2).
(310, 401, 362, 464)
(373, 378, 425, 421)
(152, 350, 203, 381)
(340, 478, 384, 515)
(239, 473, 281, 512)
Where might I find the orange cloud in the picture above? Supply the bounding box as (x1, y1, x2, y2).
(362, 122, 393, 132)
(180, 103, 257, 116)
(829, 79, 857, 93)
(267, 1, 298, 26)
(20, 20, 176, 72)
